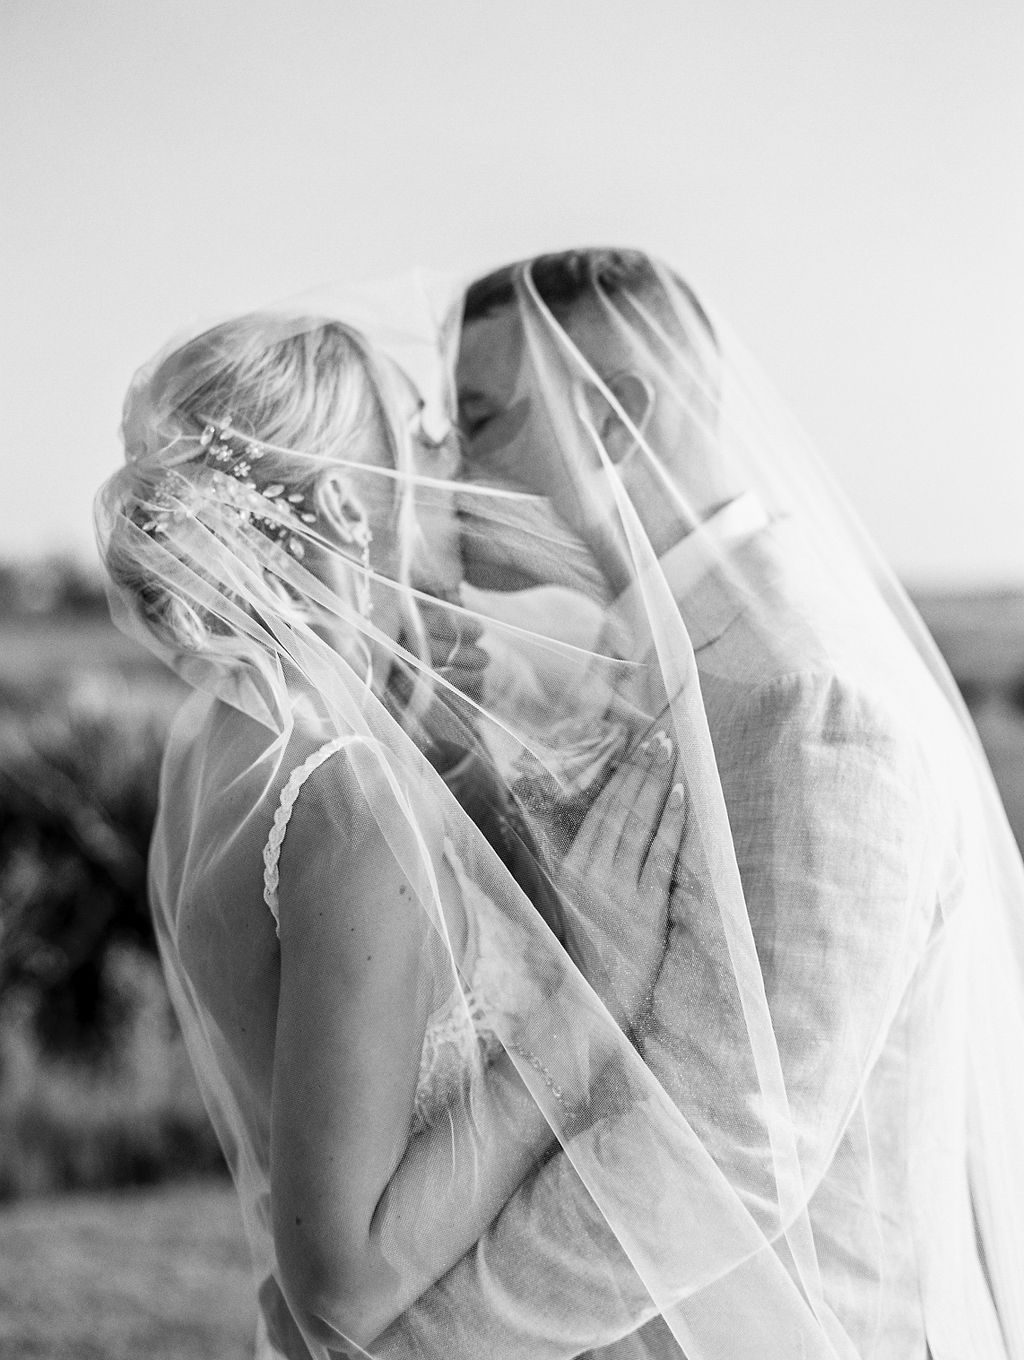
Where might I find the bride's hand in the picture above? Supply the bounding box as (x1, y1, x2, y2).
(390, 599, 490, 772)
(421, 599, 490, 770)
(421, 598, 489, 702)
(560, 732, 684, 1032)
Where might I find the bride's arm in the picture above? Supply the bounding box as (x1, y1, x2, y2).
(359, 737, 679, 1339)
(269, 742, 556, 1353)
(270, 736, 677, 1354)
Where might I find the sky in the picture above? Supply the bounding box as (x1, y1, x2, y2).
(2, 0, 1022, 589)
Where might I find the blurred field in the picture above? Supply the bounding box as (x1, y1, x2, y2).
(0, 611, 182, 713)
(0, 603, 217, 1205)
(916, 590, 1024, 853)
(0, 1182, 254, 1359)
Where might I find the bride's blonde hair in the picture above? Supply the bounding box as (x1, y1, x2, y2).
(123, 314, 386, 466)
(103, 314, 418, 674)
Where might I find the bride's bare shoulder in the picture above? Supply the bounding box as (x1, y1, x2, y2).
(159, 693, 445, 884)
(161, 695, 306, 795)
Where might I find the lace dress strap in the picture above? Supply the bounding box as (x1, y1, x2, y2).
(262, 738, 350, 934)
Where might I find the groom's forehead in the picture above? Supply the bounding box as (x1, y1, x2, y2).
(456, 308, 527, 407)
(457, 297, 632, 407)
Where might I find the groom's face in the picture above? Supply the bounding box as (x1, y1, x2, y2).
(454, 306, 591, 592)
(455, 304, 639, 595)
(455, 307, 563, 502)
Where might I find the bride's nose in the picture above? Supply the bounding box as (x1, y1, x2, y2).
(419, 424, 462, 481)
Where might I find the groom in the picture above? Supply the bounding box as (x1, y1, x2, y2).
(380, 249, 960, 1359)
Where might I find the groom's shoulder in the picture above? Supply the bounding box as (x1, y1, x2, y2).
(705, 664, 954, 890)
(697, 579, 863, 708)
(697, 577, 939, 766)
(697, 523, 903, 697)
(704, 608, 954, 836)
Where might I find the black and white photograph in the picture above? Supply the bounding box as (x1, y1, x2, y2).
(2, 3, 1023, 1357)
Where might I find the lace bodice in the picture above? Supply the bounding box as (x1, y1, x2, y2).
(262, 743, 531, 1133)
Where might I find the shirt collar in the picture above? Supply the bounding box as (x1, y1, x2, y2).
(608, 493, 770, 647)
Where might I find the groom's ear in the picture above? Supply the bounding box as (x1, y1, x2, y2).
(574, 373, 654, 466)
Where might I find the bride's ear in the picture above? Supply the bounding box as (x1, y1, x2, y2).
(313, 471, 348, 534)
(313, 470, 373, 544)
(574, 373, 655, 466)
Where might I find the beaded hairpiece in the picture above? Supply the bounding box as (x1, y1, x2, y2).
(139, 420, 374, 616)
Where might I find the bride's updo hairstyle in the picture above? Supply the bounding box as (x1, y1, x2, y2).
(97, 313, 423, 721)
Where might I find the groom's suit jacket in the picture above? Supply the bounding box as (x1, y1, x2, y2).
(380, 509, 975, 1360)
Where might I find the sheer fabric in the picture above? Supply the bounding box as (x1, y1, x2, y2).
(94, 254, 1024, 1360)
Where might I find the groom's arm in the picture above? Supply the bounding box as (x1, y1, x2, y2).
(376, 1123, 661, 1360)
(377, 669, 939, 1360)
(643, 671, 938, 1191)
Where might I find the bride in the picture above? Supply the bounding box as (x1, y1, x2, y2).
(96, 311, 684, 1357)
(96, 256, 1024, 1360)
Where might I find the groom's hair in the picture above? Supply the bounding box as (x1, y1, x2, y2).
(463, 247, 716, 348)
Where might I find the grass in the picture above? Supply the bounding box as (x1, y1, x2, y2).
(0, 609, 254, 1354)
(0, 1182, 255, 1359)
(915, 592, 1024, 853)
(0, 612, 180, 711)
(0, 954, 225, 1202)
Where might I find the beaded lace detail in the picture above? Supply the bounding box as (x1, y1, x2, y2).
(261, 742, 534, 1134)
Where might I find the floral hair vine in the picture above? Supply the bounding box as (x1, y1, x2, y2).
(137, 420, 374, 617)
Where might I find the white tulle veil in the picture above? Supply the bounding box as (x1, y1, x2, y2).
(94, 252, 1024, 1360)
